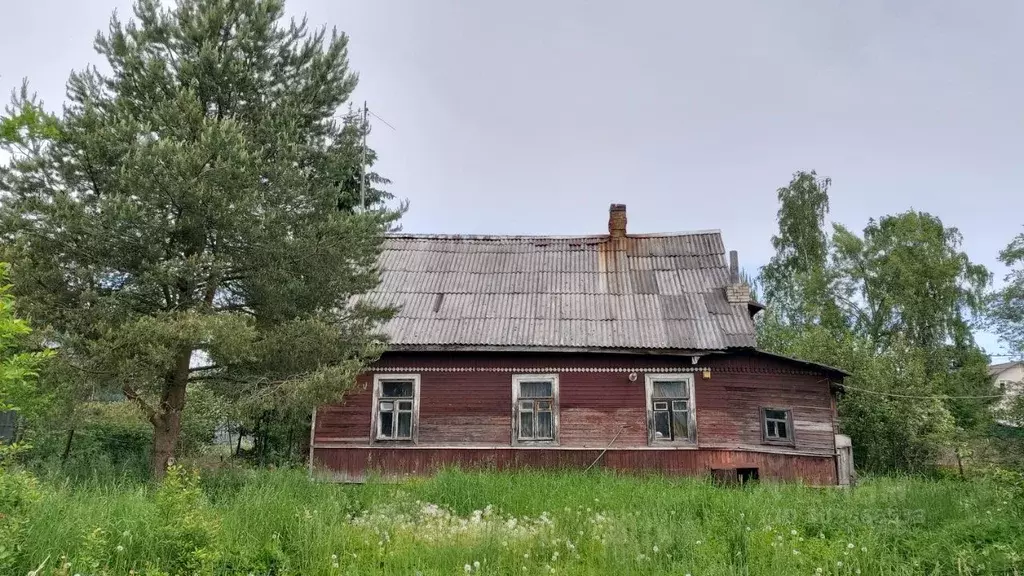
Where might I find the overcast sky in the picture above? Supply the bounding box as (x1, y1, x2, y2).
(2, 0, 1021, 356)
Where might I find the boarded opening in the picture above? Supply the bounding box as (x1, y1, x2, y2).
(711, 468, 738, 485)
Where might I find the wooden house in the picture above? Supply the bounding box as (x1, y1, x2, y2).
(311, 204, 849, 484)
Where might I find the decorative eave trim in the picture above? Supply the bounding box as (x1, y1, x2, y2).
(368, 366, 709, 373)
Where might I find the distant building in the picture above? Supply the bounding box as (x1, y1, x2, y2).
(990, 360, 1024, 425)
(311, 204, 851, 485)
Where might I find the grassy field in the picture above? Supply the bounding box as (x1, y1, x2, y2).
(2, 466, 1022, 575)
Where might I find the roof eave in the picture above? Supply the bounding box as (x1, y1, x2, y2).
(386, 344, 742, 356)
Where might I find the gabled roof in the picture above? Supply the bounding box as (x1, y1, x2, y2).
(989, 361, 1024, 377)
(363, 230, 757, 352)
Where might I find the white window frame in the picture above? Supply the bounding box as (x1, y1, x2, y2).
(645, 373, 697, 446)
(370, 374, 420, 443)
(511, 374, 559, 445)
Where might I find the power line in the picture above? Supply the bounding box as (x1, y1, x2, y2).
(368, 109, 396, 131)
(840, 383, 1006, 400)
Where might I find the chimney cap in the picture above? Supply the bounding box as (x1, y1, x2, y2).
(610, 203, 626, 212)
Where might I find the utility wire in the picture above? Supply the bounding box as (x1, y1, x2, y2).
(840, 383, 1007, 400)
(368, 109, 396, 131)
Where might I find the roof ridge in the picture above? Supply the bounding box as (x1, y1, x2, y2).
(385, 230, 723, 241)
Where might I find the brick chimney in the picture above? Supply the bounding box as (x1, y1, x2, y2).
(608, 204, 627, 238)
(725, 250, 751, 304)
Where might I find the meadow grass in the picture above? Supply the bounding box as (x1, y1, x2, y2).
(5, 466, 1023, 575)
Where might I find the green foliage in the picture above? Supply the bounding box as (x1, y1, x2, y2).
(758, 171, 994, 474)
(988, 231, 1024, 356)
(3, 468, 1023, 575)
(761, 171, 845, 331)
(23, 389, 227, 483)
(832, 212, 989, 349)
(0, 0, 402, 476)
(0, 264, 52, 423)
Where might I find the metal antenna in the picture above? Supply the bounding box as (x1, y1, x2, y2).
(359, 100, 367, 211)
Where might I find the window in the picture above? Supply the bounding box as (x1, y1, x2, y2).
(761, 407, 794, 445)
(371, 374, 420, 442)
(645, 374, 696, 445)
(512, 374, 559, 443)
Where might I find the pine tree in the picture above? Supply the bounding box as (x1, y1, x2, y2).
(0, 0, 400, 478)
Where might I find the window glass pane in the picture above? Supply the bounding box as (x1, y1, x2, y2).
(397, 412, 412, 438)
(672, 410, 689, 440)
(654, 411, 671, 440)
(380, 401, 394, 411)
(765, 409, 788, 421)
(398, 401, 412, 411)
(653, 380, 687, 398)
(519, 399, 534, 411)
(671, 400, 688, 412)
(520, 411, 534, 438)
(766, 420, 778, 438)
(382, 381, 413, 398)
(537, 411, 553, 439)
(519, 380, 553, 398)
(776, 421, 788, 439)
(380, 411, 394, 437)
(537, 400, 551, 410)
(653, 401, 668, 411)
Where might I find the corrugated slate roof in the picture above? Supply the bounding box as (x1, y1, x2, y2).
(366, 232, 757, 351)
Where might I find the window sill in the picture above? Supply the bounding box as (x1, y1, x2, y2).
(513, 440, 559, 447)
(648, 441, 698, 449)
(372, 438, 418, 446)
(762, 440, 796, 448)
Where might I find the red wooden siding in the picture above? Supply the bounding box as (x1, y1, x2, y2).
(312, 447, 838, 485)
(312, 350, 841, 483)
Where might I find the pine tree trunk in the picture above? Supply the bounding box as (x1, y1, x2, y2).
(150, 349, 191, 480)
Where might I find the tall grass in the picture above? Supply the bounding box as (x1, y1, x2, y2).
(6, 466, 1023, 575)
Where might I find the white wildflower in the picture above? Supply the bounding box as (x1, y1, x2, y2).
(474, 561, 481, 569)
(116, 545, 124, 553)
(791, 529, 798, 536)
(464, 564, 472, 573)
(652, 545, 659, 553)
(847, 543, 855, 549)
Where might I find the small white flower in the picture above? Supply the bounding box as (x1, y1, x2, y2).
(474, 561, 481, 569)
(861, 546, 868, 552)
(696, 540, 702, 545)
(816, 569, 823, 574)
(116, 545, 124, 552)
(464, 564, 472, 573)
(837, 561, 844, 567)
(791, 529, 798, 536)
(847, 543, 855, 549)
(652, 545, 659, 553)
(793, 549, 800, 555)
